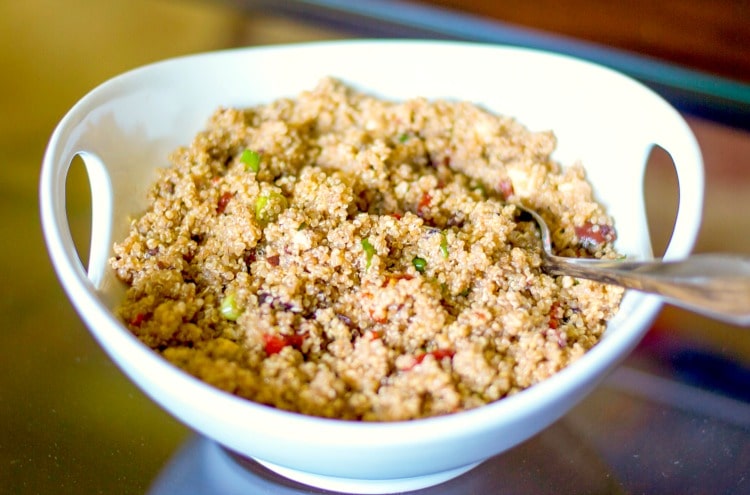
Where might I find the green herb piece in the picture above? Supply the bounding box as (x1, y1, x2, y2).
(241, 149, 261, 173)
(255, 190, 288, 224)
(361, 237, 376, 269)
(398, 133, 409, 143)
(472, 183, 487, 198)
(412, 256, 427, 273)
(439, 232, 449, 259)
(220, 292, 242, 321)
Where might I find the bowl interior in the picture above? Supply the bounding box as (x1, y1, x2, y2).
(72, 43, 697, 299)
(40, 40, 703, 487)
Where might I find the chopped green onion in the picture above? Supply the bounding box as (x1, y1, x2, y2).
(398, 133, 409, 143)
(412, 256, 427, 273)
(439, 232, 449, 259)
(255, 190, 287, 224)
(241, 149, 261, 173)
(220, 292, 242, 321)
(255, 195, 268, 220)
(361, 237, 376, 269)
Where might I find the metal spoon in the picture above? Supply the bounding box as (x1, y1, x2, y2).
(513, 204, 750, 326)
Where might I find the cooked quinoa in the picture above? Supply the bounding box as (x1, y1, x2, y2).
(110, 78, 623, 421)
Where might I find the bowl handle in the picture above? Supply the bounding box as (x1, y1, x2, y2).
(40, 146, 114, 290)
(77, 151, 114, 288)
(652, 111, 705, 260)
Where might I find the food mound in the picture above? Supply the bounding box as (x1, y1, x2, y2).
(111, 78, 623, 421)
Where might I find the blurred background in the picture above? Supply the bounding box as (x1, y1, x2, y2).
(2, 1, 749, 493)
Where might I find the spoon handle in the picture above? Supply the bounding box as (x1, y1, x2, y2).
(543, 253, 750, 326)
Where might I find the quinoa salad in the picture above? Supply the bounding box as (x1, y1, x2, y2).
(110, 78, 623, 421)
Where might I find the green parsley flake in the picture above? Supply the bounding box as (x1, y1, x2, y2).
(439, 232, 449, 258)
(361, 238, 376, 269)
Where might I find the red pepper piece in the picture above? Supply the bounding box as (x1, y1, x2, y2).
(429, 348, 456, 361)
(417, 192, 432, 214)
(129, 312, 146, 327)
(498, 178, 514, 200)
(548, 302, 561, 330)
(575, 222, 617, 247)
(285, 333, 306, 349)
(217, 192, 233, 214)
(381, 273, 414, 287)
(267, 254, 280, 267)
(262, 333, 306, 355)
(405, 348, 455, 370)
(368, 309, 388, 324)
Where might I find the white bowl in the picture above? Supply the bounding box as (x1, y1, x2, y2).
(40, 40, 703, 494)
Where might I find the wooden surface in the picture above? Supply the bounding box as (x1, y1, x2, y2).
(417, 0, 750, 83)
(1, 1, 749, 493)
